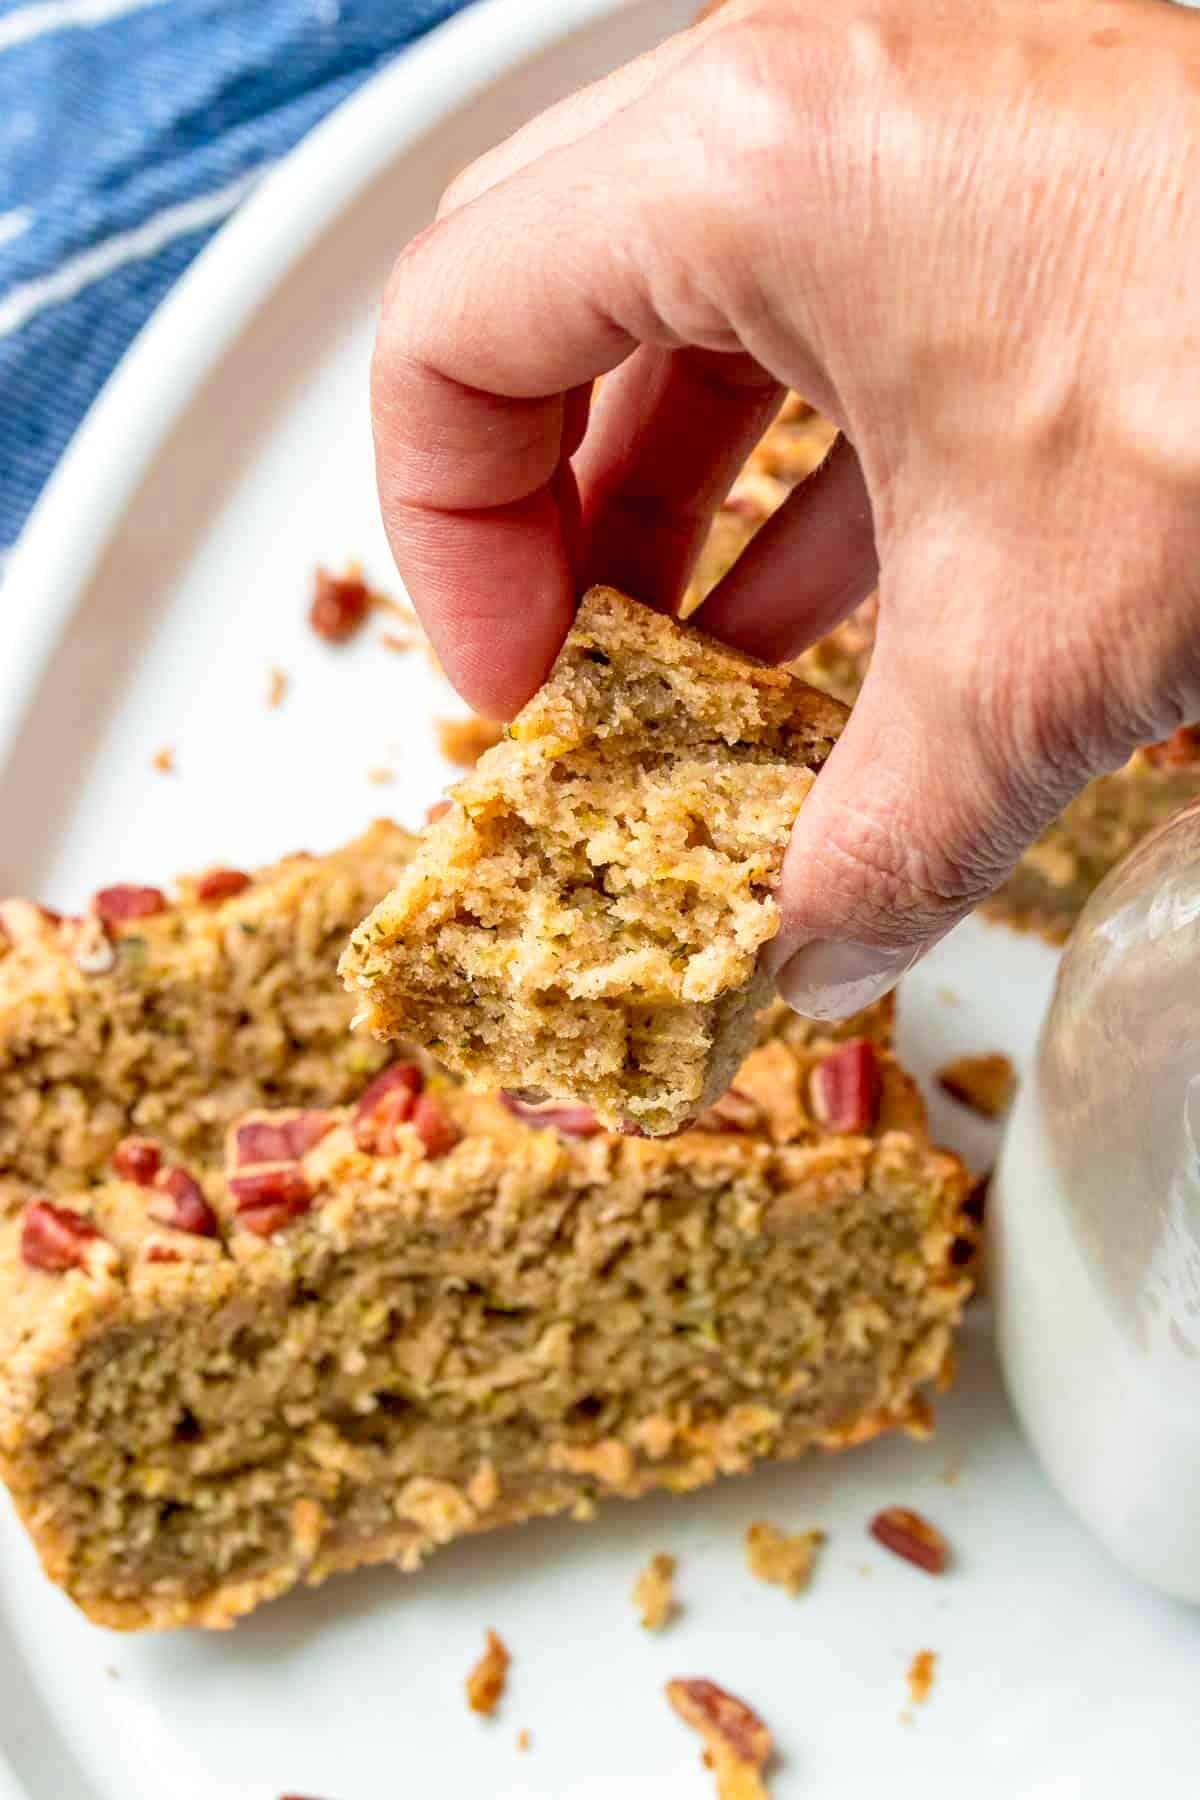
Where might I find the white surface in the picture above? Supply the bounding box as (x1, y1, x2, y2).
(1, 2, 1197, 1794)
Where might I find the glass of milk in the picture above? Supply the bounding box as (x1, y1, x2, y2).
(992, 795, 1200, 1601)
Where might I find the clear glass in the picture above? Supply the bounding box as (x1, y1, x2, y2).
(993, 797, 1200, 1601)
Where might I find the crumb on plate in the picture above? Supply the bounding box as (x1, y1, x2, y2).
(744, 1521, 825, 1596)
(907, 1648, 937, 1706)
(935, 1053, 1016, 1119)
(268, 666, 288, 708)
(633, 1551, 677, 1630)
(466, 1628, 511, 1717)
(309, 565, 370, 644)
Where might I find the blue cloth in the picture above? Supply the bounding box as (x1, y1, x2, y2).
(0, 0, 472, 553)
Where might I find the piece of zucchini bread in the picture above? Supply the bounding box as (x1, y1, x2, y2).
(0, 1013, 971, 1630)
(0, 821, 415, 1190)
(340, 587, 847, 1136)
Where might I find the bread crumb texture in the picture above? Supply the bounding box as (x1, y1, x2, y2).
(341, 587, 845, 1134)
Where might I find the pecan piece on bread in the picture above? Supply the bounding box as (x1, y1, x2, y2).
(92, 885, 168, 924)
(21, 1201, 114, 1276)
(809, 1039, 879, 1133)
(150, 1166, 219, 1238)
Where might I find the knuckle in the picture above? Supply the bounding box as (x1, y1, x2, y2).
(799, 783, 1000, 946)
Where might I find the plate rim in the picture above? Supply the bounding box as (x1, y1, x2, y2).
(0, 0, 640, 770)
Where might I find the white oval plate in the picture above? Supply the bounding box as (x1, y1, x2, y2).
(2, 5, 1197, 1795)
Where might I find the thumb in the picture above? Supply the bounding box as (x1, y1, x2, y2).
(768, 627, 1070, 1019)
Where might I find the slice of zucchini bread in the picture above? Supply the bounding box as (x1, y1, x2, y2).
(0, 1016, 971, 1630)
(0, 821, 415, 1190)
(340, 587, 847, 1136)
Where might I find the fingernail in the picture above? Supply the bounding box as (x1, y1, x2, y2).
(773, 939, 920, 1021)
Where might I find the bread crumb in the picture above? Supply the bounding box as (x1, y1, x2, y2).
(268, 666, 288, 708)
(309, 565, 370, 644)
(907, 1649, 937, 1706)
(437, 715, 504, 768)
(632, 1551, 677, 1630)
(936, 986, 960, 1008)
(936, 1053, 1015, 1118)
(381, 631, 418, 654)
(516, 1729, 531, 1752)
(151, 747, 175, 775)
(744, 1521, 824, 1595)
(367, 768, 394, 786)
(466, 1628, 510, 1717)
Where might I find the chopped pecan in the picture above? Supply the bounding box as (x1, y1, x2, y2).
(112, 1136, 162, 1185)
(1144, 724, 1200, 767)
(499, 1092, 602, 1137)
(412, 1092, 461, 1158)
(936, 1052, 1015, 1118)
(143, 1232, 218, 1265)
(231, 1165, 314, 1236)
(353, 1062, 424, 1154)
(195, 867, 252, 904)
(869, 1506, 949, 1574)
(466, 1628, 510, 1716)
(693, 1086, 763, 1134)
(233, 1110, 334, 1167)
(309, 566, 370, 643)
(92, 884, 167, 924)
(809, 1039, 880, 1133)
(143, 1241, 182, 1264)
(151, 1166, 218, 1237)
(666, 1678, 773, 1799)
(21, 1201, 107, 1274)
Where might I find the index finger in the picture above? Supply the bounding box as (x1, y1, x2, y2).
(372, 74, 675, 716)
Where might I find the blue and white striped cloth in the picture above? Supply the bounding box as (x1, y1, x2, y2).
(0, 0, 471, 560)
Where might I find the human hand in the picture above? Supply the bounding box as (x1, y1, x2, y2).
(370, 0, 1200, 1017)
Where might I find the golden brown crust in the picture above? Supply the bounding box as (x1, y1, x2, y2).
(0, 821, 415, 1190)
